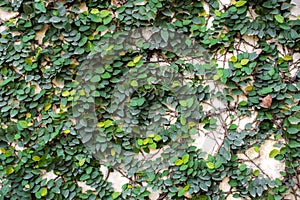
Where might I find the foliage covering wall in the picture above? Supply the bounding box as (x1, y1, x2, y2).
(0, 0, 300, 199)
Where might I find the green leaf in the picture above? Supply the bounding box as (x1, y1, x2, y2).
(234, 63, 242, 68)
(180, 116, 186, 125)
(74, 47, 85, 54)
(215, 10, 222, 17)
(186, 97, 194, 108)
(289, 141, 300, 148)
(130, 97, 145, 107)
(34, 2, 46, 13)
(161, 30, 169, 42)
(90, 14, 102, 23)
(62, 189, 69, 197)
(80, 174, 90, 181)
(239, 164, 247, 171)
(229, 124, 238, 130)
(137, 139, 143, 146)
(287, 127, 299, 134)
(153, 135, 162, 142)
(180, 164, 188, 171)
(91, 75, 101, 82)
(229, 179, 238, 187)
(253, 169, 260, 176)
(0, 78, 13, 87)
(50, 16, 61, 23)
(18, 120, 28, 129)
(274, 14, 284, 23)
(101, 72, 111, 79)
(238, 101, 247, 106)
(182, 154, 189, 164)
(100, 10, 110, 18)
(178, 188, 184, 197)
(148, 143, 157, 149)
(112, 192, 120, 199)
(259, 87, 273, 95)
(103, 16, 112, 25)
(130, 80, 138, 87)
(288, 117, 300, 124)
(179, 100, 188, 107)
(14, 133, 21, 140)
(104, 120, 113, 128)
(206, 162, 215, 169)
(235, 0, 247, 7)
(10, 109, 18, 117)
(23, 3, 34, 15)
(269, 149, 279, 158)
(268, 69, 275, 76)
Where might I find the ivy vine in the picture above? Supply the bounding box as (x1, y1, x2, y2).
(0, 0, 299, 199)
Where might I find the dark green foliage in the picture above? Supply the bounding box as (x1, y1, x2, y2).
(0, 0, 299, 199)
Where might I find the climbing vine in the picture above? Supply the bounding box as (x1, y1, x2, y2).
(0, 0, 299, 199)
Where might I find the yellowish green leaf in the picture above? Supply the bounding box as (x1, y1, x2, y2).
(230, 56, 238, 62)
(80, 89, 85, 96)
(127, 61, 135, 67)
(133, 55, 142, 63)
(40, 188, 47, 197)
(26, 113, 32, 118)
(99, 10, 110, 18)
(130, 80, 138, 87)
(184, 184, 190, 191)
(245, 86, 254, 92)
(62, 90, 70, 97)
(182, 154, 189, 164)
(175, 159, 183, 166)
(44, 103, 52, 111)
(90, 8, 99, 14)
(253, 169, 260, 176)
(274, 14, 284, 23)
(269, 149, 279, 158)
(32, 156, 41, 161)
(215, 10, 222, 17)
(153, 135, 162, 142)
(235, 0, 247, 7)
(63, 129, 70, 134)
(206, 162, 215, 169)
(234, 63, 242, 68)
(6, 167, 14, 175)
(213, 74, 220, 80)
(25, 57, 33, 65)
(143, 138, 150, 145)
(283, 55, 292, 61)
(112, 192, 121, 199)
(240, 59, 249, 65)
(111, 148, 116, 156)
(78, 158, 85, 166)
